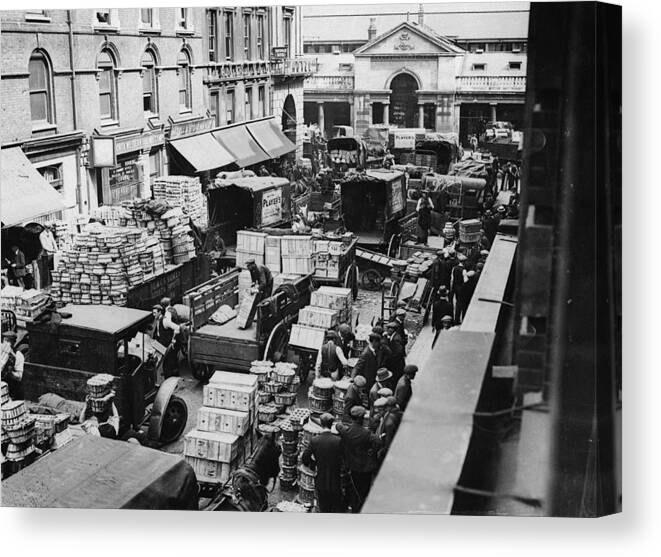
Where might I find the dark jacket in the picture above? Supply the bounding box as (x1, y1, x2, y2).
(301, 430, 344, 493)
(432, 298, 454, 330)
(342, 383, 366, 423)
(450, 263, 466, 296)
(250, 264, 274, 296)
(377, 408, 403, 452)
(152, 316, 174, 347)
(320, 340, 343, 377)
(384, 332, 405, 379)
(393, 316, 408, 347)
(336, 421, 382, 473)
(395, 375, 413, 412)
(352, 346, 379, 391)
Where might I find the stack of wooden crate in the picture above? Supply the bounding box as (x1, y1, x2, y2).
(152, 175, 208, 229)
(312, 239, 347, 279)
(236, 231, 267, 268)
(280, 236, 314, 275)
(310, 286, 353, 325)
(264, 236, 282, 274)
(183, 371, 259, 485)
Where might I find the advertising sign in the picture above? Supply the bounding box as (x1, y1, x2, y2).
(393, 131, 416, 150)
(261, 188, 283, 226)
(389, 179, 405, 215)
(90, 136, 116, 168)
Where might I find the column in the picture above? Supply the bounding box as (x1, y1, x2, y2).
(368, 102, 373, 125)
(490, 103, 497, 122)
(317, 101, 325, 135)
(383, 101, 390, 125)
(348, 98, 354, 128)
(139, 149, 150, 199)
(418, 103, 425, 129)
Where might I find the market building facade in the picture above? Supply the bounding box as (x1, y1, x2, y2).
(302, 6, 527, 143)
(0, 7, 311, 225)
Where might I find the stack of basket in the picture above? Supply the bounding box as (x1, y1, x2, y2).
(297, 419, 324, 507)
(1, 381, 9, 406)
(236, 231, 267, 269)
(86, 374, 116, 415)
(1, 400, 36, 464)
(332, 378, 352, 420)
(278, 419, 300, 491)
(152, 175, 208, 229)
(185, 371, 258, 484)
(308, 377, 334, 416)
(251, 360, 274, 404)
(257, 362, 299, 422)
(0, 287, 52, 328)
(458, 218, 482, 244)
(404, 251, 435, 278)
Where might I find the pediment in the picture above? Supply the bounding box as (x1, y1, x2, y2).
(355, 22, 463, 56)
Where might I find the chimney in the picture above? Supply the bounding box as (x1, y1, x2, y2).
(417, 4, 424, 25)
(368, 18, 377, 40)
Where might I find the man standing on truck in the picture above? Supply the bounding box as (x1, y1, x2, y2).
(246, 259, 274, 301)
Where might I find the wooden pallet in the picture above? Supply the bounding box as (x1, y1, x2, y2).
(355, 248, 396, 269)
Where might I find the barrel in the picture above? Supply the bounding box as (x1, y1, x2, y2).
(312, 378, 334, 399)
(298, 464, 317, 491)
(308, 389, 333, 414)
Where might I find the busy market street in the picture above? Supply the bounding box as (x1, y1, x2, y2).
(0, 3, 620, 519)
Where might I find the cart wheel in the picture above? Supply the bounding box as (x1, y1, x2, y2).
(387, 234, 402, 259)
(159, 395, 188, 444)
(343, 264, 359, 300)
(265, 322, 289, 362)
(192, 362, 214, 382)
(361, 269, 383, 290)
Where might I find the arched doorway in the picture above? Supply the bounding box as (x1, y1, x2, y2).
(281, 94, 297, 145)
(389, 73, 418, 128)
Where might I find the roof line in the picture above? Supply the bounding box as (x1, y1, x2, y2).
(303, 10, 530, 19)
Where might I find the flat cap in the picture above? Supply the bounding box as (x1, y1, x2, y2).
(350, 405, 366, 419)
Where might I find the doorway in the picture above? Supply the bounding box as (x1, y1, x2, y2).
(389, 73, 418, 128)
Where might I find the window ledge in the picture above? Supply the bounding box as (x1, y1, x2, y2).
(94, 24, 119, 34)
(25, 15, 51, 23)
(100, 119, 120, 129)
(31, 123, 57, 134)
(179, 109, 193, 116)
(176, 28, 195, 36)
(139, 26, 162, 35)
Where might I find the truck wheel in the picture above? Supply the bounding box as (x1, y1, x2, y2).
(192, 362, 214, 382)
(159, 395, 188, 444)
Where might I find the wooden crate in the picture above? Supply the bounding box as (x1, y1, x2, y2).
(237, 231, 267, 253)
(236, 250, 264, 268)
(203, 383, 257, 412)
(289, 324, 325, 351)
(183, 429, 242, 462)
(209, 371, 259, 389)
(282, 257, 314, 275)
(197, 406, 252, 436)
(298, 306, 340, 329)
(280, 236, 313, 257)
(310, 286, 352, 311)
(184, 455, 237, 484)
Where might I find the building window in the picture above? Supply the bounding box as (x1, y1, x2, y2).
(140, 8, 154, 26)
(472, 63, 486, 71)
(178, 51, 192, 112)
(149, 149, 162, 181)
(95, 10, 110, 24)
(224, 11, 234, 61)
(177, 8, 190, 30)
(243, 13, 252, 59)
(38, 164, 63, 192)
(372, 103, 384, 124)
(258, 86, 265, 118)
(245, 87, 253, 121)
(207, 10, 218, 62)
(283, 16, 292, 57)
(226, 89, 235, 125)
(509, 61, 522, 70)
(142, 50, 158, 115)
(28, 51, 53, 125)
(256, 14, 265, 59)
(210, 91, 220, 126)
(339, 63, 354, 71)
(98, 49, 118, 121)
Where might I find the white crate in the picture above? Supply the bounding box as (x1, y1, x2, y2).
(282, 257, 314, 275)
(236, 250, 265, 269)
(289, 324, 326, 351)
(183, 429, 242, 462)
(185, 455, 238, 484)
(310, 286, 352, 311)
(197, 406, 252, 435)
(298, 306, 340, 329)
(237, 231, 267, 254)
(203, 383, 257, 412)
(281, 235, 313, 257)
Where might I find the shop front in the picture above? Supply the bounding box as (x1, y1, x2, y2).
(90, 127, 165, 207)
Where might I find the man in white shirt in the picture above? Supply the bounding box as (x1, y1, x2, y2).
(38, 226, 59, 288)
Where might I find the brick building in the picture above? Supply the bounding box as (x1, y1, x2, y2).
(0, 7, 312, 223)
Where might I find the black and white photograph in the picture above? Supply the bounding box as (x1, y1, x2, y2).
(0, 1, 623, 522)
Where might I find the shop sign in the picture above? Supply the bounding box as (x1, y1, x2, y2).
(90, 136, 116, 167)
(109, 155, 142, 204)
(271, 46, 288, 60)
(261, 188, 283, 226)
(389, 179, 405, 215)
(393, 131, 416, 150)
(114, 130, 165, 156)
(169, 117, 215, 140)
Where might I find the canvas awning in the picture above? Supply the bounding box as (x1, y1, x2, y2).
(168, 132, 235, 172)
(0, 147, 68, 227)
(246, 118, 296, 159)
(212, 124, 270, 168)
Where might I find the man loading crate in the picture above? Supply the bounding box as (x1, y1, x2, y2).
(245, 259, 274, 302)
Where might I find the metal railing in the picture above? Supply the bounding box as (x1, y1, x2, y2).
(456, 75, 526, 93)
(270, 57, 317, 77)
(304, 74, 355, 91)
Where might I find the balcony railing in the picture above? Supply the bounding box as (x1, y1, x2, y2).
(304, 74, 355, 92)
(206, 61, 271, 83)
(456, 75, 526, 93)
(270, 57, 317, 78)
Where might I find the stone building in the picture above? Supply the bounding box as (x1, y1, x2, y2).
(0, 7, 312, 224)
(302, 4, 528, 143)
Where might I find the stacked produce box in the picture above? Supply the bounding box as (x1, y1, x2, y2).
(185, 371, 259, 485)
(1, 400, 36, 466)
(152, 175, 208, 229)
(256, 362, 299, 423)
(310, 286, 353, 325)
(458, 218, 482, 244)
(50, 226, 165, 306)
(280, 235, 314, 275)
(236, 231, 267, 268)
(264, 236, 282, 274)
(0, 286, 52, 327)
(312, 239, 348, 279)
(403, 251, 435, 278)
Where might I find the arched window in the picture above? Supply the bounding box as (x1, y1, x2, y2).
(98, 49, 118, 121)
(28, 50, 53, 125)
(142, 49, 158, 115)
(177, 50, 192, 112)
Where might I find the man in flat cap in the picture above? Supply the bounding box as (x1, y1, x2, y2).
(336, 405, 382, 513)
(376, 396, 403, 462)
(383, 321, 406, 385)
(395, 364, 418, 412)
(301, 413, 346, 513)
(432, 286, 454, 333)
(352, 332, 382, 392)
(245, 258, 274, 302)
(393, 308, 409, 349)
(342, 376, 367, 423)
